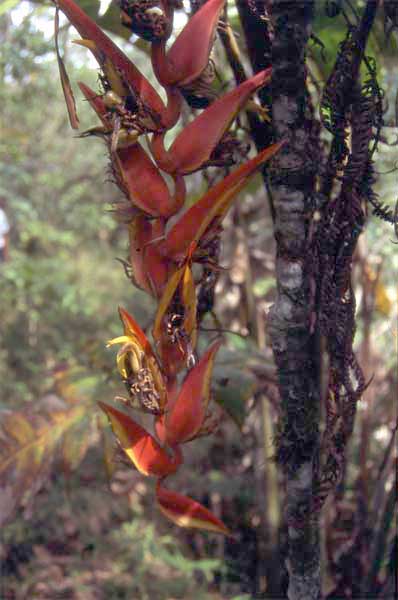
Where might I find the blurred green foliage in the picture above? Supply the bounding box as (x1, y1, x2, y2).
(0, 4, 140, 405)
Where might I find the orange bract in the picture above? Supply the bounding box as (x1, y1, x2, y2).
(99, 402, 182, 477)
(156, 482, 231, 535)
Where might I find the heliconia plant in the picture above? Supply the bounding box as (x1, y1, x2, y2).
(53, 0, 283, 535)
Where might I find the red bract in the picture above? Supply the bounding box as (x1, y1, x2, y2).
(151, 0, 225, 86)
(156, 482, 230, 536)
(128, 216, 170, 297)
(54, 0, 180, 128)
(78, 81, 109, 126)
(56, 0, 284, 536)
(116, 145, 186, 218)
(99, 402, 182, 477)
(151, 68, 272, 175)
(161, 141, 285, 261)
(78, 82, 184, 217)
(118, 306, 152, 353)
(155, 340, 222, 446)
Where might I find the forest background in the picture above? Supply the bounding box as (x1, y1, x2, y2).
(0, 0, 397, 598)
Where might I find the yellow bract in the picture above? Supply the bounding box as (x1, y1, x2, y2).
(106, 312, 167, 410)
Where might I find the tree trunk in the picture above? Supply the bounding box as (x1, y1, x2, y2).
(266, 2, 321, 599)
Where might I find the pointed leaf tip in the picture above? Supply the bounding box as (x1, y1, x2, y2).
(162, 141, 284, 261)
(118, 307, 149, 351)
(156, 482, 231, 535)
(98, 402, 181, 477)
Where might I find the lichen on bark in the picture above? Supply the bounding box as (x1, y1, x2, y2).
(266, 1, 321, 598)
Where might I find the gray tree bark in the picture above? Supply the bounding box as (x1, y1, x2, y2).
(266, 2, 321, 599)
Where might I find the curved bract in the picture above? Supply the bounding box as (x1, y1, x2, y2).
(151, 0, 226, 86)
(151, 69, 272, 175)
(54, 0, 283, 536)
(55, 0, 166, 119)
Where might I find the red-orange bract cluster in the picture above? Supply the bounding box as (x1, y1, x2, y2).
(55, 0, 282, 535)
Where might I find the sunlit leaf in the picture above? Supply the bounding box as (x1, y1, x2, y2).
(375, 281, 392, 316)
(61, 416, 92, 473)
(0, 0, 19, 16)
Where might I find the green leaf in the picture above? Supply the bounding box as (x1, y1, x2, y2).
(213, 367, 256, 429)
(0, 0, 20, 16)
(253, 276, 275, 297)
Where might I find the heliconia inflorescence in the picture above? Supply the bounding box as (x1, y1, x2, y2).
(54, 0, 283, 535)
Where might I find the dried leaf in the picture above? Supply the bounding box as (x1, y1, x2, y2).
(0, 401, 89, 526)
(54, 7, 79, 129)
